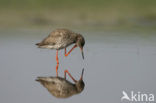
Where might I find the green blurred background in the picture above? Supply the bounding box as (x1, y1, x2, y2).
(0, 0, 156, 30)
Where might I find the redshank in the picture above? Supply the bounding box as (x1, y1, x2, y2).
(36, 28, 85, 76)
(36, 69, 85, 98)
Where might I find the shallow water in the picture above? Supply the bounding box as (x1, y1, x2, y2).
(0, 29, 156, 103)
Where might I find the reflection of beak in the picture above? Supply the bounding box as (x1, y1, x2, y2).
(80, 68, 84, 80)
(81, 48, 84, 60)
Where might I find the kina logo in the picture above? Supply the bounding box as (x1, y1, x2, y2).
(121, 91, 155, 103)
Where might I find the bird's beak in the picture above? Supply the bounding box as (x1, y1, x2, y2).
(80, 68, 84, 80)
(80, 48, 84, 60)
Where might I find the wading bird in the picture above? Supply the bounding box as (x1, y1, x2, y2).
(36, 29, 85, 76)
(36, 69, 85, 98)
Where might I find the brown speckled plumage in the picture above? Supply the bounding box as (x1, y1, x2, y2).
(36, 28, 85, 50)
(36, 69, 85, 98)
(36, 28, 85, 77)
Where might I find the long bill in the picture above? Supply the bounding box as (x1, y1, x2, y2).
(80, 68, 84, 80)
(81, 48, 84, 59)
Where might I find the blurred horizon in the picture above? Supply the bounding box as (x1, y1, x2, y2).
(0, 0, 156, 30)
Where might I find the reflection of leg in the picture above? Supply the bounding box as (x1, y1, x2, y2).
(64, 48, 67, 55)
(64, 45, 77, 57)
(56, 50, 59, 77)
(64, 70, 77, 83)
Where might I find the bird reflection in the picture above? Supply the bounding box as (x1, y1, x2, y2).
(36, 69, 85, 98)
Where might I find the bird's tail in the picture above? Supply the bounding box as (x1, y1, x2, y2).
(36, 77, 55, 82)
(36, 43, 41, 46)
(35, 77, 42, 82)
(36, 77, 47, 82)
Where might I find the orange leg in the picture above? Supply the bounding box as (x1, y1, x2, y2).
(64, 69, 77, 83)
(64, 45, 77, 57)
(56, 50, 59, 77)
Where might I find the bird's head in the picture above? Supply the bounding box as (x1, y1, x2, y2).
(75, 69, 85, 93)
(76, 34, 85, 59)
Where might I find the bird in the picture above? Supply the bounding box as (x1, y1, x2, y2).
(36, 69, 85, 98)
(36, 28, 85, 77)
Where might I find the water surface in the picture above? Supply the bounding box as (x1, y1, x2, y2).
(0, 29, 156, 103)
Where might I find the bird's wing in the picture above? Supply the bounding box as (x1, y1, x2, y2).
(37, 34, 62, 46)
(36, 77, 54, 82)
(37, 29, 76, 47)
